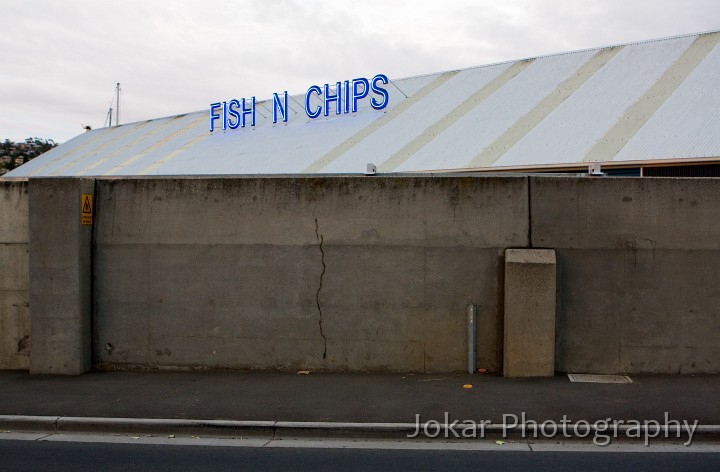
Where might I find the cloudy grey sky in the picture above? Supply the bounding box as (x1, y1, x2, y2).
(1, 0, 717, 143)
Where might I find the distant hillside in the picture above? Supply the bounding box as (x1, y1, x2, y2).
(0, 138, 58, 175)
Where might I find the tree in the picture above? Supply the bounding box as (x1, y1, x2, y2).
(0, 138, 59, 173)
(25, 137, 57, 154)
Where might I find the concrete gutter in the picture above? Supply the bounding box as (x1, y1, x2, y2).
(2, 415, 720, 442)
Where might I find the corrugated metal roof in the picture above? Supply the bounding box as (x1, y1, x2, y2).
(7, 31, 720, 178)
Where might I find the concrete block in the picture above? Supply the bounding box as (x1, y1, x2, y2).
(503, 249, 556, 377)
(29, 178, 94, 374)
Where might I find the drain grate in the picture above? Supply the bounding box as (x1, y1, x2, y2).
(567, 373, 632, 384)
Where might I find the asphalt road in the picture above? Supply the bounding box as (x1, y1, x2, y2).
(1, 440, 719, 472)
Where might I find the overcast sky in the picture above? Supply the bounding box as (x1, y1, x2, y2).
(1, 0, 717, 143)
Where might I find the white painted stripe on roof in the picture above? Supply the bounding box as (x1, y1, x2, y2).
(379, 60, 533, 172)
(469, 46, 624, 168)
(583, 32, 720, 162)
(490, 34, 696, 167)
(302, 71, 459, 173)
(614, 40, 720, 161)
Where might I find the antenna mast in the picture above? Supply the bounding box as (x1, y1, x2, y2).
(102, 83, 121, 127)
(115, 82, 121, 126)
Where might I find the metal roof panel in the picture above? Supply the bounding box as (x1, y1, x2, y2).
(490, 35, 696, 167)
(6, 31, 720, 178)
(613, 41, 720, 161)
(395, 49, 598, 171)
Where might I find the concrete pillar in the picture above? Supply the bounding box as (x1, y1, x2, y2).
(503, 249, 556, 377)
(29, 178, 94, 374)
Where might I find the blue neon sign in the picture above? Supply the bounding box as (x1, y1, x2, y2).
(210, 74, 389, 132)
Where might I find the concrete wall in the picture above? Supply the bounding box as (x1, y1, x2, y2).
(0, 181, 29, 369)
(93, 177, 528, 372)
(532, 176, 720, 374)
(8, 174, 720, 374)
(29, 178, 94, 374)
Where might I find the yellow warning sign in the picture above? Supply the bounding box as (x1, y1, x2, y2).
(81, 194, 93, 225)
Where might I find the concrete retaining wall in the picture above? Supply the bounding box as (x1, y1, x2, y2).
(93, 177, 528, 372)
(0, 181, 29, 369)
(5, 174, 720, 374)
(531, 176, 720, 374)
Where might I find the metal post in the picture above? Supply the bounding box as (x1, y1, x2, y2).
(115, 83, 121, 126)
(467, 304, 477, 374)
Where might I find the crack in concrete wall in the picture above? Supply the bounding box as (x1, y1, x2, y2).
(314, 218, 327, 359)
